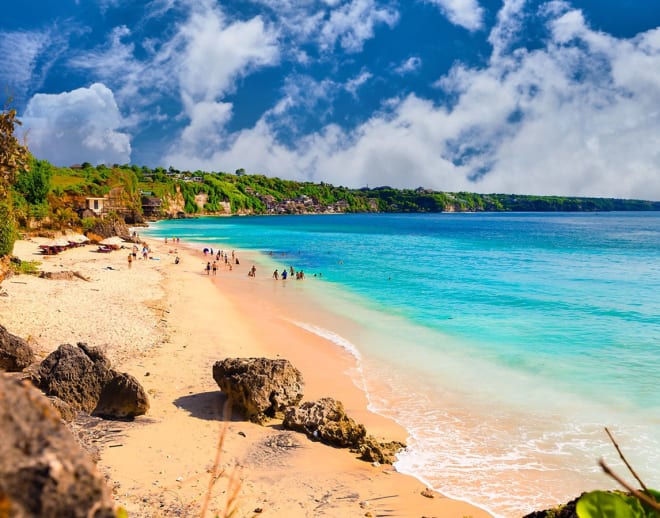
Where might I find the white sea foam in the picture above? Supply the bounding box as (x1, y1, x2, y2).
(287, 319, 362, 361)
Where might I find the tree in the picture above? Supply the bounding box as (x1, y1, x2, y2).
(15, 158, 51, 205)
(0, 105, 30, 256)
(0, 106, 30, 197)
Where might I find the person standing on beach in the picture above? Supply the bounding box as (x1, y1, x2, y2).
(127, 253, 133, 269)
(273, 269, 279, 280)
(205, 262, 211, 275)
(212, 261, 217, 276)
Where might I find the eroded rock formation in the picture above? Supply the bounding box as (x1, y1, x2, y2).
(0, 324, 35, 372)
(33, 342, 149, 419)
(283, 397, 366, 448)
(212, 357, 304, 424)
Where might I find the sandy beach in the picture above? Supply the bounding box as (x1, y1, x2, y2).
(1, 235, 491, 518)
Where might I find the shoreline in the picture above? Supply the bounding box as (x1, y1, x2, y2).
(1, 235, 491, 517)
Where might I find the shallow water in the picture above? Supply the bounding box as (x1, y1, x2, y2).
(145, 212, 660, 516)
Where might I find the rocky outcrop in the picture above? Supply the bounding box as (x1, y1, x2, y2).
(357, 435, 406, 465)
(0, 324, 35, 372)
(282, 397, 406, 464)
(95, 372, 150, 419)
(283, 397, 366, 448)
(0, 375, 116, 517)
(212, 357, 304, 424)
(33, 342, 149, 419)
(90, 216, 130, 240)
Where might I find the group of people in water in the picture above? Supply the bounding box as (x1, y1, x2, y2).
(272, 265, 305, 280)
(195, 243, 316, 282)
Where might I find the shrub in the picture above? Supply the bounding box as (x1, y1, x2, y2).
(0, 202, 17, 256)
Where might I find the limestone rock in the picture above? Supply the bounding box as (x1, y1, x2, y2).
(33, 342, 148, 419)
(0, 324, 35, 372)
(283, 397, 366, 448)
(0, 375, 115, 517)
(33, 343, 111, 413)
(212, 357, 304, 424)
(95, 371, 150, 418)
(357, 435, 406, 465)
(90, 216, 130, 240)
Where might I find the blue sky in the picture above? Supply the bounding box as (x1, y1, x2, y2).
(2, 0, 659, 199)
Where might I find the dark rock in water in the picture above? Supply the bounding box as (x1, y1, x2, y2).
(33, 343, 111, 413)
(0, 324, 35, 372)
(33, 342, 148, 419)
(0, 375, 116, 518)
(283, 397, 366, 448)
(95, 371, 149, 418)
(523, 495, 580, 518)
(212, 357, 304, 424)
(357, 435, 406, 465)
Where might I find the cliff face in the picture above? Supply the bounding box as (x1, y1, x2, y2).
(161, 185, 186, 217)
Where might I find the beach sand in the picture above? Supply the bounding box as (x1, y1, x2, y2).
(1, 235, 491, 518)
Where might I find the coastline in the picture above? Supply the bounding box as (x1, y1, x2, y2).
(1, 235, 491, 517)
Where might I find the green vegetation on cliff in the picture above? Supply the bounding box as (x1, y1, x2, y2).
(9, 160, 660, 228)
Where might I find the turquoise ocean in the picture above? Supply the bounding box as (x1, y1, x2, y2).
(144, 212, 660, 517)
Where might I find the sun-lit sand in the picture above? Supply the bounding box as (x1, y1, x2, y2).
(1, 234, 490, 517)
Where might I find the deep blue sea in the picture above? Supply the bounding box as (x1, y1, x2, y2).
(143, 212, 660, 517)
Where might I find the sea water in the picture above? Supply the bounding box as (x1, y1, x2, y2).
(143, 212, 660, 517)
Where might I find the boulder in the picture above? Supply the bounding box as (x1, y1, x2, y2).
(95, 372, 150, 418)
(0, 375, 115, 517)
(212, 357, 304, 424)
(33, 343, 148, 419)
(357, 435, 406, 465)
(33, 343, 112, 413)
(0, 324, 35, 372)
(283, 397, 366, 448)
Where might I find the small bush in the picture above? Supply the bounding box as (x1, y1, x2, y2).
(11, 260, 40, 275)
(0, 202, 17, 256)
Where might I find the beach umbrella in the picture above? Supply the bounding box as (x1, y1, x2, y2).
(50, 238, 71, 247)
(68, 233, 89, 244)
(100, 236, 124, 246)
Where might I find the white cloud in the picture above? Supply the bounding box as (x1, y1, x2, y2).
(393, 56, 422, 75)
(20, 83, 131, 166)
(180, 101, 233, 154)
(0, 29, 63, 103)
(345, 70, 372, 96)
(249, 0, 398, 56)
(163, 3, 660, 200)
(488, 0, 527, 60)
(319, 0, 399, 52)
(425, 0, 484, 31)
(174, 9, 279, 108)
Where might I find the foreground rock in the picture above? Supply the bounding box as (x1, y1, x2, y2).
(212, 357, 304, 424)
(33, 342, 149, 418)
(283, 397, 366, 447)
(0, 375, 115, 517)
(0, 324, 35, 372)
